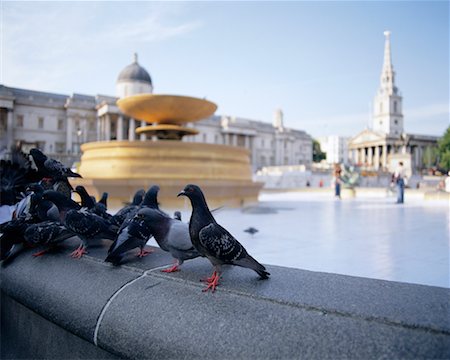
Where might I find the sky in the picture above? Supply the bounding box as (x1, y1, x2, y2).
(1, 1, 449, 139)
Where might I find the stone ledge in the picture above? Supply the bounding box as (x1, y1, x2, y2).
(1, 239, 449, 359)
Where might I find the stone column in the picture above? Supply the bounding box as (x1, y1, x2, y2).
(368, 147, 373, 167)
(361, 148, 366, 165)
(66, 116, 73, 152)
(6, 109, 14, 148)
(105, 114, 111, 141)
(82, 118, 88, 143)
(382, 145, 387, 170)
(128, 118, 136, 141)
(374, 146, 380, 170)
(96, 116, 101, 141)
(140, 121, 146, 141)
(117, 116, 124, 141)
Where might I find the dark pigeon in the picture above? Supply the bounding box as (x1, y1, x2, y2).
(93, 195, 112, 221)
(64, 207, 118, 258)
(105, 209, 155, 265)
(117, 185, 163, 232)
(74, 185, 96, 209)
(173, 211, 182, 221)
(178, 184, 270, 292)
(24, 220, 75, 257)
(29, 148, 82, 180)
(41, 190, 81, 222)
(105, 185, 162, 264)
(0, 218, 28, 261)
(29, 148, 81, 197)
(0, 147, 41, 206)
(244, 227, 259, 236)
(111, 188, 145, 227)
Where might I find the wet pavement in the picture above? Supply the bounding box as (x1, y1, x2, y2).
(152, 191, 449, 288)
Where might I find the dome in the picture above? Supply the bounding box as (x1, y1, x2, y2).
(117, 53, 152, 84)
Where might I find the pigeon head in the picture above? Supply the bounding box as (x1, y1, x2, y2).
(142, 185, 160, 208)
(135, 207, 160, 221)
(177, 184, 202, 199)
(42, 190, 80, 210)
(132, 189, 146, 206)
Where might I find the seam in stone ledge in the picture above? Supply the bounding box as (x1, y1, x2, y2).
(92, 263, 174, 346)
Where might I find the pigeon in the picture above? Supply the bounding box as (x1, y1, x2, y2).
(24, 220, 75, 257)
(92, 193, 112, 221)
(0, 218, 28, 261)
(178, 184, 270, 292)
(0, 147, 41, 206)
(116, 185, 163, 232)
(111, 188, 145, 227)
(29, 148, 81, 197)
(127, 207, 200, 272)
(173, 211, 182, 221)
(41, 190, 81, 222)
(105, 185, 162, 264)
(29, 148, 82, 180)
(74, 185, 96, 209)
(105, 209, 155, 265)
(244, 227, 259, 236)
(64, 207, 118, 258)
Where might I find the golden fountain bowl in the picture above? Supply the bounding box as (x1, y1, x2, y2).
(117, 94, 218, 124)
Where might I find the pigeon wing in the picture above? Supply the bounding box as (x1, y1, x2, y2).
(198, 223, 246, 262)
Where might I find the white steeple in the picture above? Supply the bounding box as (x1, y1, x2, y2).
(372, 31, 404, 137)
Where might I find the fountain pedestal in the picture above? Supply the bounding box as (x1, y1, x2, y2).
(72, 140, 263, 208)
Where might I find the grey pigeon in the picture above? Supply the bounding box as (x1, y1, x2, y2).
(134, 207, 200, 272)
(178, 184, 270, 292)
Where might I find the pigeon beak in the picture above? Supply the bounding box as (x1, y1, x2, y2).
(177, 190, 185, 197)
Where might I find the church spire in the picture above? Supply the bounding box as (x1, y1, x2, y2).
(379, 31, 396, 95)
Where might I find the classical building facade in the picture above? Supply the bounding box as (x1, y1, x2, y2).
(317, 135, 350, 165)
(0, 55, 312, 171)
(348, 31, 439, 173)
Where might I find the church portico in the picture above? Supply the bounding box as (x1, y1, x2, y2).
(348, 31, 439, 173)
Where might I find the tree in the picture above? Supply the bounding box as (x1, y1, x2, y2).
(438, 126, 450, 171)
(312, 139, 326, 162)
(422, 146, 439, 168)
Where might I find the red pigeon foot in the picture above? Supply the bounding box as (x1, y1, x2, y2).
(70, 245, 88, 259)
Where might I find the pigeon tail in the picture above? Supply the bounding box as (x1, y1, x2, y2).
(234, 255, 270, 280)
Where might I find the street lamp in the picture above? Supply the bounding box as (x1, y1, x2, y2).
(76, 128, 83, 154)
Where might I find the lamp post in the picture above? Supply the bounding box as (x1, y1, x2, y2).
(77, 128, 83, 155)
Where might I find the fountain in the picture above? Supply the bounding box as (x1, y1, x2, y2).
(73, 94, 263, 208)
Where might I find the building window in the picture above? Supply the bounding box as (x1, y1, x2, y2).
(88, 119, 95, 131)
(57, 119, 64, 130)
(394, 101, 397, 113)
(38, 117, 44, 129)
(394, 119, 398, 125)
(16, 115, 24, 128)
(380, 103, 383, 113)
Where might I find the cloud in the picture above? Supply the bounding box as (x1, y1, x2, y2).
(1, 2, 201, 90)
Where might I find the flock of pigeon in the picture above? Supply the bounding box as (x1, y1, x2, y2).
(0, 148, 269, 292)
